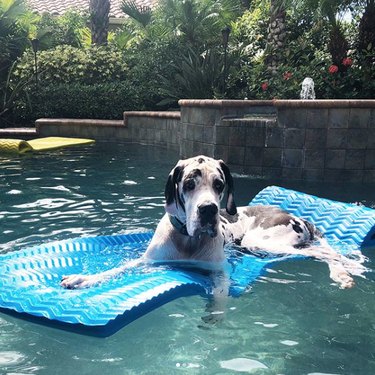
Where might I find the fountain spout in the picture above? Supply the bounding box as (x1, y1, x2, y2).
(300, 77, 315, 99)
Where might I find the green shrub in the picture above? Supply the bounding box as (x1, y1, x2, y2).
(35, 11, 88, 49)
(13, 82, 144, 122)
(14, 45, 128, 84)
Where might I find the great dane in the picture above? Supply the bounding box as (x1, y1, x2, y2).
(61, 155, 367, 290)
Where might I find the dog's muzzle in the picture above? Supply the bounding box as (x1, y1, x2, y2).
(197, 202, 219, 237)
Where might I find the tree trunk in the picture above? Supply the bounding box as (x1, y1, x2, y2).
(265, 0, 287, 75)
(89, 0, 110, 45)
(328, 24, 348, 70)
(241, 0, 251, 10)
(358, 0, 375, 64)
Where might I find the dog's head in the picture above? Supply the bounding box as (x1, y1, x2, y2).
(164, 155, 237, 238)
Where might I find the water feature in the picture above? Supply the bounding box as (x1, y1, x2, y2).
(300, 77, 316, 99)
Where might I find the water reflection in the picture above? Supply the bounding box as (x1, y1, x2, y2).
(0, 143, 374, 375)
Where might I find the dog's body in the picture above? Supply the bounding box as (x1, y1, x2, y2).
(61, 155, 367, 290)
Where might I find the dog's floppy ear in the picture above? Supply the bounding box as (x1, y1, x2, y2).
(219, 160, 237, 215)
(164, 163, 185, 215)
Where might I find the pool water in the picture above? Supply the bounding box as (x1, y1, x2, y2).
(0, 143, 374, 375)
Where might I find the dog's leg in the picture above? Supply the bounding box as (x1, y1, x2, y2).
(60, 258, 143, 289)
(241, 230, 368, 289)
(327, 260, 355, 289)
(266, 240, 367, 289)
(305, 239, 368, 288)
(201, 270, 230, 325)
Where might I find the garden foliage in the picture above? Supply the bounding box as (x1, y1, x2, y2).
(0, 0, 374, 125)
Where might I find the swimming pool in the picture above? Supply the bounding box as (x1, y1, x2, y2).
(1, 143, 374, 374)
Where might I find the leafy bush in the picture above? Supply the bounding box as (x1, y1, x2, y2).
(237, 54, 375, 100)
(35, 11, 88, 48)
(13, 82, 143, 122)
(13, 45, 128, 84)
(227, 3, 375, 100)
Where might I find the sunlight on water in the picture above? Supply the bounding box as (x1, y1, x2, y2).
(0, 143, 375, 374)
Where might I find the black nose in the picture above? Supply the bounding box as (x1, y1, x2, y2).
(198, 203, 218, 219)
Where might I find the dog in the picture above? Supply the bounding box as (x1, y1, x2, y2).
(61, 155, 367, 290)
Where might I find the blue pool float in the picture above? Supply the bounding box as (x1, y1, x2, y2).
(1, 186, 374, 336)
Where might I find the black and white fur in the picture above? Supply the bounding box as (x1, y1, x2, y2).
(61, 155, 367, 290)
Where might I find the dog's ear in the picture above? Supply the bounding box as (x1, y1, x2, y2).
(164, 163, 185, 215)
(219, 160, 237, 215)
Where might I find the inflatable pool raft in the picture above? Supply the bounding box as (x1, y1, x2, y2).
(0, 186, 374, 336)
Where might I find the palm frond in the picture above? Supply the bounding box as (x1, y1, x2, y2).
(121, 0, 152, 28)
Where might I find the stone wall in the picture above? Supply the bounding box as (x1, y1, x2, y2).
(275, 100, 375, 183)
(34, 99, 375, 182)
(36, 119, 128, 141)
(124, 111, 180, 150)
(36, 111, 181, 151)
(178, 99, 375, 183)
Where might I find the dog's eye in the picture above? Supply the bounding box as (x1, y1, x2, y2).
(184, 179, 195, 191)
(213, 179, 224, 193)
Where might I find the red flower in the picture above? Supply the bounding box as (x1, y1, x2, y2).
(342, 57, 353, 67)
(283, 71, 293, 80)
(328, 65, 339, 74)
(261, 82, 268, 91)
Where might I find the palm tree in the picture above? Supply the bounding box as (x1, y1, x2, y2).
(121, 0, 152, 28)
(121, 0, 242, 48)
(302, 0, 352, 70)
(358, 0, 375, 64)
(265, 0, 287, 74)
(89, 0, 110, 45)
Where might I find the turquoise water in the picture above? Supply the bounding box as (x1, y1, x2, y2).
(1, 143, 375, 375)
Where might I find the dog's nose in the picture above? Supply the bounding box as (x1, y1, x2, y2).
(198, 202, 218, 219)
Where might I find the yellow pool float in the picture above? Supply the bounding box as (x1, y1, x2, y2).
(0, 137, 95, 154)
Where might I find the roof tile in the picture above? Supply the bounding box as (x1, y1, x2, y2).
(27, 0, 158, 19)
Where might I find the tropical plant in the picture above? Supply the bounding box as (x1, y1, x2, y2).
(35, 11, 88, 49)
(265, 0, 287, 74)
(0, 61, 32, 125)
(89, 0, 110, 45)
(121, 0, 152, 28)
(158, 47, 224, 105)
(357, 0, 375, 64)
(0, 0, 37, 83)
(302, 0, 354, 71)
(121, 0, 242, 48)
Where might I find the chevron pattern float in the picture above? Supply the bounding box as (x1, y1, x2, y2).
(0, 139, 32, 153)
(250, 186, 375, 248)
(0, 186, 374, 336)
(0, 232, 210, 336)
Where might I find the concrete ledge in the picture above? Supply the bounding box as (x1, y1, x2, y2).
(179, 99, 274, 108)
(0, 127, 37, 140)
(36, 118, 127, 140)
(123, 111, 180, 125)
(36, 118, 123, 129)
(274, 99, 375, 108)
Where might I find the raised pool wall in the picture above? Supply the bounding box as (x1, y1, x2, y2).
(35, 99, 375, 183)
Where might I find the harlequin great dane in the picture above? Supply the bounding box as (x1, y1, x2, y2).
(61, 155, 367, 290)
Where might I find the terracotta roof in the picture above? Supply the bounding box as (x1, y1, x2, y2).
(27, 0, 158, 19)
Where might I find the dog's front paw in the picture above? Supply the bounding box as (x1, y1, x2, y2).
(338, 273, 355, 289)
(60, 274, 99, 289)
(330, 268, 355, 289)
